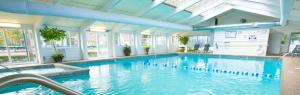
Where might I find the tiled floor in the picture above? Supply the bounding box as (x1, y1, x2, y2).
(281, 57, 300, 95)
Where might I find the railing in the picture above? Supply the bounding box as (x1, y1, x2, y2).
(0, 73, 83, 95)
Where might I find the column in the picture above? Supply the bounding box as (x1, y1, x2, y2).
(79, 29, 88, 60)
(151, 32, 155, 54)
(107, 30, 114, 57)
(133, 31, 139, 55)
(33, 25, 44, 64)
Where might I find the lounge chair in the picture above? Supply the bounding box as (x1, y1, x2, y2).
(193, 44, 200, 53)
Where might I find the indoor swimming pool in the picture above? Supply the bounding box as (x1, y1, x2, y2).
(0, 54, 282, 95)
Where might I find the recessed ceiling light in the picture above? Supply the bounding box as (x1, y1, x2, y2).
(0, 22, 21, 28)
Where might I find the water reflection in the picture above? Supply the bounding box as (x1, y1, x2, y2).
(89, 65, 110, 93)
(178, 54, 281, 78)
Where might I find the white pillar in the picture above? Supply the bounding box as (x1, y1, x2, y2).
(107, 30, 115, 57)
(166, 33, 170, 53)
(33, 25, 44, 64)
(133, 31, 139, 55)
(109, 30, 117, 57)
(151, 33, 156, 54)
(79, 29, 88, 60)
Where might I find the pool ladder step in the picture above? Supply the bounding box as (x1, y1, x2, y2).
(144, 63, 278, 78)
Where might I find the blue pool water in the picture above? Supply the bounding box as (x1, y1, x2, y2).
(0, 54, 281, 95)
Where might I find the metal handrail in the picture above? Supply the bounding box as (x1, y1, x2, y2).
(0, 73, 83, 95)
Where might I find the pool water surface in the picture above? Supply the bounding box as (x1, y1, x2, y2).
(0, 54, 282, 95)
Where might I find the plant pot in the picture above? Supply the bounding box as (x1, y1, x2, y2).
(123, 45, 131, 56)
(124, 50, 131, 56)
(145, 48, 150, 55)
(51, 52, 64, 63)
(204, 44, 210, 52)
(54, 57, 63, 63)
(179, 47, 185, 52)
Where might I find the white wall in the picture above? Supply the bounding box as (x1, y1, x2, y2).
(267, 30, 283, 55)
(40, 47, 81, 63)
(214, 28, 270, 56)
(153, 34, 168, 53)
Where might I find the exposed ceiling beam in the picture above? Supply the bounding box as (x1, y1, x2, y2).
(191, 0, 290, 26)
(233, 5, 280, 18)
(0, 0, 192, 30)
(190, 6, 233, 25)
(245, 0, 280, 7)
(193, 0, 290, 31)
(176, 0, 224, 23)
(193, 22, 280, 30)
(138, 0, 200, 32)
(226, 0, 280, 14)
(159, 0, 201, 20)
(81, 0, 122, 30)
(120, 0, 166, 31)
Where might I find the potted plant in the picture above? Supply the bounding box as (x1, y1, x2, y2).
(40, 26, 66, 62)
(51, 52, 64, 62)
(179, 36, 189, 52)
(123, 45, 131, 56)
(144, 45, 150, 55)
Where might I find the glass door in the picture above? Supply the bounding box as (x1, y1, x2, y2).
(87, 32, 98, 58)
(0, 28, 36, 64)
(5, 29, 28, 62)
(87, 31, 109, 58)
(97, 32, 109, 58)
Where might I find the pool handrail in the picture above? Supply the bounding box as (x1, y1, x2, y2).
(0, 73, 83, 95)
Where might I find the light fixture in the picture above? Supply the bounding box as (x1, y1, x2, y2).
(0, 22, 21, 28)
(89, 26, 106, 32)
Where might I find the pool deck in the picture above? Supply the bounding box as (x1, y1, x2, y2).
(281, 56, 300, 95)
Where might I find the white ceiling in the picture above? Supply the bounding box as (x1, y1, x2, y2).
(0, 0, 299, 33)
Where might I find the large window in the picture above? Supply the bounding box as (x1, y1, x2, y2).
(87, 32, 97, 57)
(41, 31, 79, 48)
(87, 31, 109, 58)
(119, 33, 133, 46)
(141, 34, 151, 46)
(0, 28, 36, 64)
(188, 36, 209, 47)
(156, 35, 167, 45)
